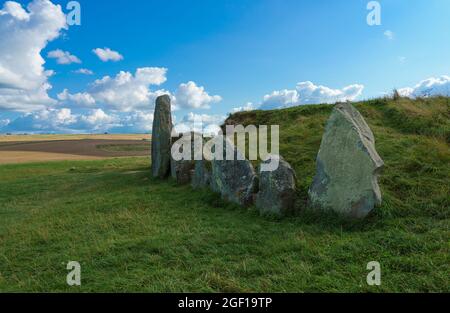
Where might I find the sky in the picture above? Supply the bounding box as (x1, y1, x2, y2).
(0, 0, 449, 134)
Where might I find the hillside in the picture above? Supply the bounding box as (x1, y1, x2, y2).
(0, 97, 448, 292)
(224, 96, 450, 219)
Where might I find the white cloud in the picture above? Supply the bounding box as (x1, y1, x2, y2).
(57, 89, 96, 107)
(2, 108, 77, 133)
(0, 1, 30, 21)
(89, 67, 168, 111)
(79, 108, 119, 129)
(231, 102, 254, 113)
(174, 112, 225, 135)
(259, 81, 364, 110)
(296, 81, 364, 104)
(384, 30, 395, 40)
(175, 81, 222, 109)
(47, 49, 81, 64)
(92, 47, 123, 62)
(182, 112, 225, 125)
(398, 75, 450, 98)
(260, 89, 299, 110)
(0, 118, 10, 127)
(0, 83, 57, 112)
(73, 68, 94, 75)
(56, 73, 221, 114)
(2, 108, 155, 134)
(59, 67, 169, 111)
(112, 111, 154, 133)
(55, 108, 77, 124)
(398, 56, 406, 64)
(0, 0, 67, 112)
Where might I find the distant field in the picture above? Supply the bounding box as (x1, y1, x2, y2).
(0, 135, 151, 164)
(0, 134, 150, 142)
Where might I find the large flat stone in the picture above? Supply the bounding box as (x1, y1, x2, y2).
(256, 155, 297, 216)
(308, 103, 384, 218)
(210, 137, 258, 207)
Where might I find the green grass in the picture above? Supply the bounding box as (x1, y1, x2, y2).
(0, 97, 449, 292)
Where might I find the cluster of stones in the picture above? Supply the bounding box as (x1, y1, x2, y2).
(151, 95, 384, 219)
(150, 95, 297, 216)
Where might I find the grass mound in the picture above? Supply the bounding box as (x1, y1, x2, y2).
(224, 96, 450, 220)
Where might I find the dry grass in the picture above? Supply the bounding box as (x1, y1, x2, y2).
(0, 151, 104, 164)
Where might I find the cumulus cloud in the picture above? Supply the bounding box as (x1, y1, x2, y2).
(2, 108, 77, 133)
(57, 89, 96, 107)
(0, 83, 57, 112)
(47, 49, 81, 64)
(260, 89, 300, 110)
(73, 68, 94, 75)
(175, 81, 222, 109)
(231, 102, 255, 113)
(92, 47, 123, 62)
(259, 81, 364, 110)
(1, 107, 156, 134)
(60, 67, 169, 111)
(174, 112, 225, 135)
(109, 111, 154, 133)
(79, 108, 119, 131)
(296, 81, 364, 104)
(398, 75, 450, 98)
(58, 69, 221, 113)
(88, 67, 168, 111)
(0, 0, 67, 111)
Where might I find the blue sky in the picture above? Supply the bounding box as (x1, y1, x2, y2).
(0, 0, 449, 133)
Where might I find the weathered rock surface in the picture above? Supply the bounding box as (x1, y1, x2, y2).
(308, 103, 384, 218)
(192, 154, 212, 189)
(191, 136, 213, 189)
(171, 158, 195, 184)
(256, 155, 297, 216)
(210, 137, 258, 207)
(151, 95, 173, 178)
(170, 132, 202, 184)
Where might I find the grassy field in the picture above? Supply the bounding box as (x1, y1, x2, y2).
(97, 144, 150, 153)
(0, 136, 151, 164)
(0, 97, 448, 292)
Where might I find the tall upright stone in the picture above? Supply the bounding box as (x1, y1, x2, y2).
(151, 95, 173, 178)
(210, 137, 258, 207)
(308, 103, 384, 219)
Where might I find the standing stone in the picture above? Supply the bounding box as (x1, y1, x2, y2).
(308, 103, 384, 219)
(151, 95, 172, 178)
(210, 137, 258, 207)
(256, 155, 297, 216)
